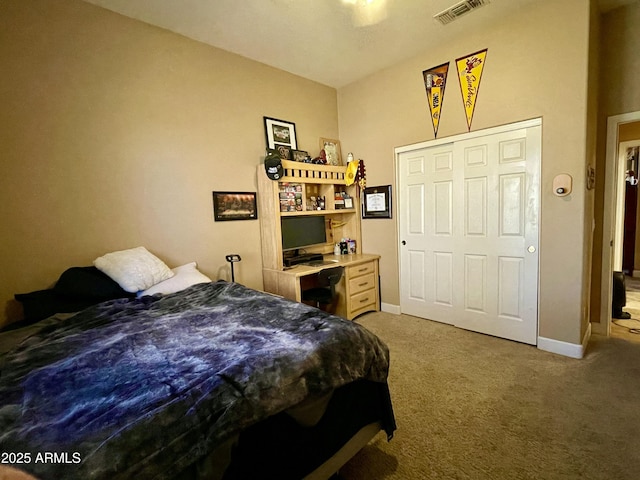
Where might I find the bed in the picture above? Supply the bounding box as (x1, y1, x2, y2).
(0, 273, 395, 479)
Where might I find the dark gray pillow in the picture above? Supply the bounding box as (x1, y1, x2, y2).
(54, 266, 131, 299)
(12, 267, 134, 324)
(14, 289, 98, 323)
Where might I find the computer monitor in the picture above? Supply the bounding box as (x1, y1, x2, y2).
(281, 216, 327, 252)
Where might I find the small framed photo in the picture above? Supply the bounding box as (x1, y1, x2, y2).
(276, 144, 293, 160)
(264, 117, 297, 150)
(212, 191, 258, 221)
(362, 185, 392, 219)
(319, 137, 342, 166)
(291, 149, 309, 162)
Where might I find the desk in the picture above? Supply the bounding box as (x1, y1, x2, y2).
(262, 254, 380, 320)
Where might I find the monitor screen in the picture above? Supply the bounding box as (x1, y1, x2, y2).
(281, 216, 327, 251)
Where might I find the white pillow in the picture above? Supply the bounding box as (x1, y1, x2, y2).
(93, 246, 174, 293)
(140, 262, 211, 296)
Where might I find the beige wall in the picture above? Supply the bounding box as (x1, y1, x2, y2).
(3, 0, 635, 346)
(0, 0, 339, 326)
(598, 3, 640, 117)
(590, 1, 640, 325)
(338, 0, 592, 344)
(620, 122, 640, 142)
(582, 0, 601, 338)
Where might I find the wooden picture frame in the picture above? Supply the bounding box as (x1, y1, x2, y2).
(362, 185, 392, 219)
(212, 191, 258, 221)
(319, 137, 342, 166)
(264, 117, 297, 150)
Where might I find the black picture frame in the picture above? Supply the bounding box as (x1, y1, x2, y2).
(362, 185, 392, 219)
(212, 191, 258, 222)
(264, 117, 297, 150)
(276, 144, 293, 160)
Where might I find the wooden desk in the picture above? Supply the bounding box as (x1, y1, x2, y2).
(262, 254, 380, 320)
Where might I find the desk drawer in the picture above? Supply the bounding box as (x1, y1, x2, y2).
(347, 261, 376, 279)
(349, 273, 376, 295)
(349, 289, 376, 314)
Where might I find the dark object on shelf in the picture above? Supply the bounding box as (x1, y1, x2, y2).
(302, 267, 344, 311)
(612, 271, 631, 319)
(283, 253, 323, 267)
(264, 150, 284, 181)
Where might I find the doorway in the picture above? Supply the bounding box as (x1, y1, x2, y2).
(621, 142, 640, 275)
(598, 112, 640, 337)
(396, 119, 541, 345)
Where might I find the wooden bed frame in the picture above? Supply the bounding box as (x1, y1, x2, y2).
(304, 422, 382, 479)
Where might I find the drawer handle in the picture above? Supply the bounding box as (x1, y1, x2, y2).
(358, 268, 367, 272)
(358, 282, 368, 287)
(359, 297, 370, 303)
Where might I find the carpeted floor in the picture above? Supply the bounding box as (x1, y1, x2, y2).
(340, 312, 640, 480)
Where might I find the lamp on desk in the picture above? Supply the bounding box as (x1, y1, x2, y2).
(225, 254, 241, 283)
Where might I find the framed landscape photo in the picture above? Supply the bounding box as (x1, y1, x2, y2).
(212, 191, 258, 221)
(264, 117, 297, 150)
(362, 185, 392, 219)
(319, 137, 342, 166)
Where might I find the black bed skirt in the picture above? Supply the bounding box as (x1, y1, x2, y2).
(179, 380, 395, 480)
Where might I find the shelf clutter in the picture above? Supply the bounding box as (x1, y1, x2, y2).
(256, 159, 379, 320)
(257, 160, 362, 269)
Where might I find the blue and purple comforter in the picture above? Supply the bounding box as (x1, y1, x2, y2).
(0, 281, 392, 479)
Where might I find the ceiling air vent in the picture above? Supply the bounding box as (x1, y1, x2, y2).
(434, 0, 490, 25)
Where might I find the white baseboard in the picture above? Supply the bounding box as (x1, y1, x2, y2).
(381, 303, 400, 315)
(537, 323, 591, 359)
(380, 303, 593, 359)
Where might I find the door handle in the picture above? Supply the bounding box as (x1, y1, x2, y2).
(527, 246, 536, 253)
(401, 240, 406, 245)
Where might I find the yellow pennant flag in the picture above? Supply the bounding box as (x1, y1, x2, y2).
(423, 62, 449, 138)
(456, 49, 487, 131)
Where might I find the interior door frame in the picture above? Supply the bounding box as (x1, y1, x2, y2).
(597, 110, 640, 336)
(618, 140, 640, 273)
(395, 117, 542, 333)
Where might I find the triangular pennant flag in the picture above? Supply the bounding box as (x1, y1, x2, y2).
(456, 49, 487, 131)
(423, 62, 449, 138)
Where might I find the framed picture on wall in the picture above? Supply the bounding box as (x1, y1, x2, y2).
(264, 117, 297, 150)
(212, 191, 258, 221)
(319, 137, 342, 166)
(362, 185, 392, 219)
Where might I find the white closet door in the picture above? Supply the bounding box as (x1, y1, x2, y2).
(399, 122, 540, 345)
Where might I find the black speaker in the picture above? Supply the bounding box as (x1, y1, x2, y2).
(612, 271, 628, 318)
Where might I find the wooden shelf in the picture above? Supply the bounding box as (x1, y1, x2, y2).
(280, 208, 356, 216)
(256, 161, 362, 270)
(256, 160, 379, 320)
(277, 160, 347, 184)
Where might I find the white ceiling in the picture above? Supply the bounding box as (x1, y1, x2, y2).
(82, 0, 637, 88)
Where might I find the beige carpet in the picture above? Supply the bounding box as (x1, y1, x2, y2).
(339, 312, 640, 480)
